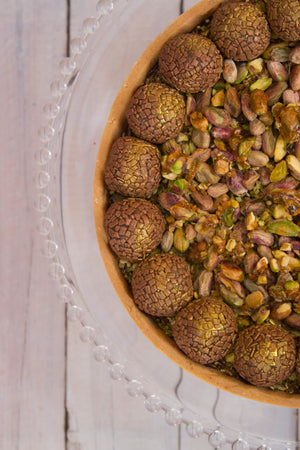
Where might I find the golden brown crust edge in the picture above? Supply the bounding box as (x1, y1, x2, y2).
(93, 0, 300, 408)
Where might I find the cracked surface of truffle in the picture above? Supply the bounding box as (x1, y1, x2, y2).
(131, 253, 193, 316)
(158, 33, 223, 94)
(173, 297, 238, 365)
(267, 0, 300, 41)
(126, 82, 185, 144)
(104, 136, 161, 198)
(104, 198, 165, 262)
(210, 2, 271, 61)
(234, 324, 296, 387)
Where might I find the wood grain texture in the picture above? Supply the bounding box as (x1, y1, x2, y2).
(1, 1, 67, 448)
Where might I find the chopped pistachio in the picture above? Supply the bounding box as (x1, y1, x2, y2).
(272, 204, 291, 220)
(272, 249, 287, 259)
(170, 159, 184, 175)
(280, 256, 290, 268)
(274, 135, 287, 162)
(222, 207, 235, 227)
(226, 238, 237, 252)
(267, 61, 288, 82)
(250, 78, 273, 92)
(265, 81, 288, 106)
(263, 42, 291, 62)
(270, 303, 292, 320)
(233, 63, 248, 85)
(252, 305, 270, 324)
(202, 106, 231, 128)
(286, 154, 300, 180)
(245, 212, 257, 231)
(257, 275, 268, 285)
(161, 230, 174, 252)
(223, 59, 237, 84)
(269, 160, 287, 182)
(250, 89, 268, 115)
(231, 199, 239, 208)
(219, 284, 244, 307)
(211, 90, 225, 107)
(173, 178, 186, 191)
(245, 290, 264, 308)
(247, 151, 269, 167)
(267, 220, 300, 237)
(270, 258, 280, 272)
(173, 228, 190, 252)
(285, 280, 300, 291)
(224, 86, 241, 118)
(289, 65, 300, 91)
(247, 58, 264, 75)
(239, 137, 256, 157)
(189, 111, 209, 131)
(280, 242, 292, 252)
(220, 261, 244, 281)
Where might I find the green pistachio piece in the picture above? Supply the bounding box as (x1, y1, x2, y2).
(250, 78, 273, 92)
(269, 160, 287, 183)
(267, 219, 300, 237)
(171, 159, 183, 175)
(265, 81, 288, 106)
(284, 280, 300, 291)
(173, 228, 190, 252)
(239, 137, 256, 157)
(263, 42, 291, 62)
(251, 306, 270, 324)
(247, 58, 264, 75)
(223, 59, 237, 84)
(202, 106, 231, 128)
(233, 63, 248, 85)
(274, 135, 287, 162)
(219, 284, 244, 307)
(222, 207, 235, 227)
(173, 178, 186, 191)
(272, 204, 291, 220)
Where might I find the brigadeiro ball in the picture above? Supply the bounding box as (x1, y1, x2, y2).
(104, 136, 161, 198)
(173, 297, 238, 365)
(210, 2, 271, 61)
(158, 33, 223, 94)
(104, 198, 165, 262)
(234, 324, 296, 387)
(126, 82, 186, 144)
(131, 253, 194, 317)
(267, 0, 300, 41)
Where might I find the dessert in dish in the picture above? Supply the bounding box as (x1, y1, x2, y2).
(94, 0, 300, 404)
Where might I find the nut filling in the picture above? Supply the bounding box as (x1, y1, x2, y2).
(102, 0, 300, 392)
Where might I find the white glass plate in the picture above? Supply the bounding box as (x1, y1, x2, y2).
(35, 0, 300, 447)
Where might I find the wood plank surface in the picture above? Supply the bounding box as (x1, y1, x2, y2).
(1, 1, 67, 448)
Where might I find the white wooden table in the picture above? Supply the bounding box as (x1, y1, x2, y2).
(2, 1, 300, 449)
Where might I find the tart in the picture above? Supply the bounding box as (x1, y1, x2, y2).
(94, 0, 300, 407)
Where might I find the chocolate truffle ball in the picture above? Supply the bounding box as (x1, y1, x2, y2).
(104, 198, 165, 262)
(131, 253, 194, 316)
(173, 297, 238, 364)
(104, 136, 161, 198)
(126, 82, 185, 144)
(267, 0, 300, 41)
(234, 323, 296, 387)
(210, 2, 271, 61)
(158, 33, 223, 94)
